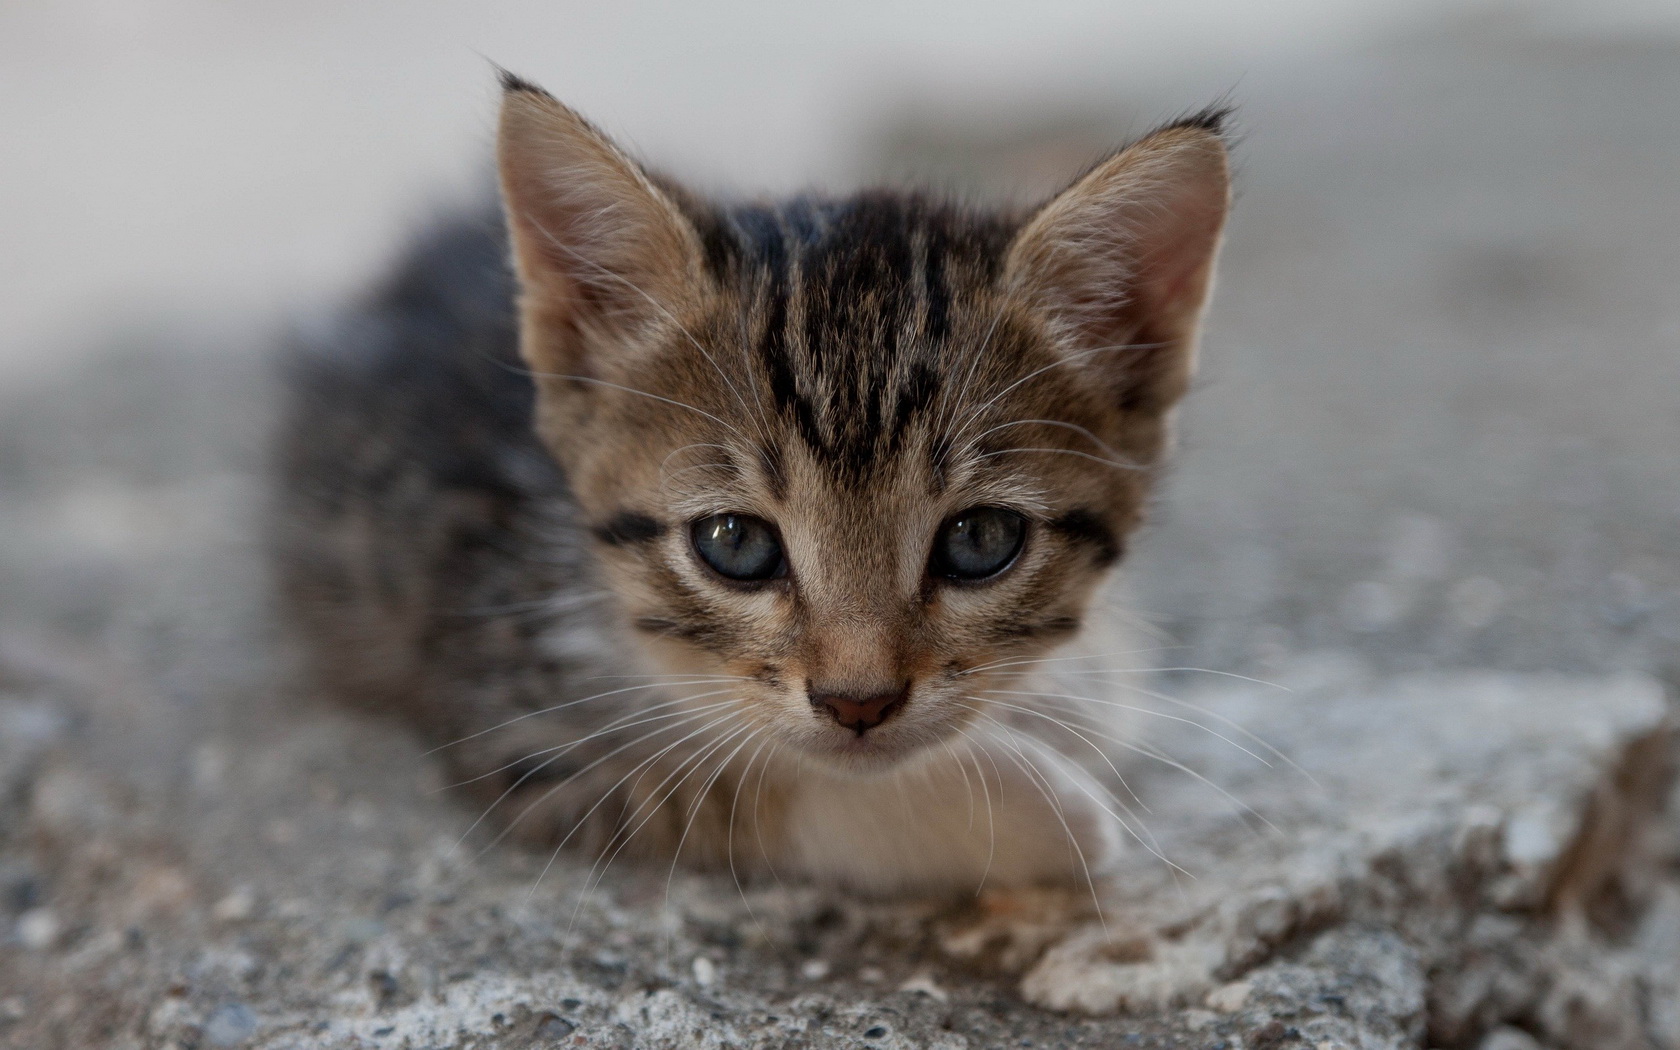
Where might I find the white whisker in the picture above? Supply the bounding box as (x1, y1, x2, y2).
(972, 715, 1109, 933)
(425, 680, 739, 756)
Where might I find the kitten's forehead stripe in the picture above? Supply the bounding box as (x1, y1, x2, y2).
(680, 193, 1016, 482)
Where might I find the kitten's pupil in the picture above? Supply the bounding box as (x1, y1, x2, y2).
(932, 507, 1026, 581)
(692, 513, 784, 581)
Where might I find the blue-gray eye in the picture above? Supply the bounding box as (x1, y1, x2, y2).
(931, 507, 1026, 581)
(691, 513, 785, 582)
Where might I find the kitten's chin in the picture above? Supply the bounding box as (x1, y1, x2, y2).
(794, 727, 952, 778)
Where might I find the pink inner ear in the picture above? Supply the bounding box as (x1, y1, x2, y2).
(497, 89, 702, 349)
(1131, 183, 1228, 323)
(1010, 130, 1230, 354)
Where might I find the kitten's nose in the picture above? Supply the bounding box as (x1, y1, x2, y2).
(809, 683, 909, 735)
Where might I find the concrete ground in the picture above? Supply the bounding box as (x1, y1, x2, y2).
(1, 18, 1677, 1050)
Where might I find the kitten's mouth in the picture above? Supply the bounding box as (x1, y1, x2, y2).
(799, 709, 959, 773)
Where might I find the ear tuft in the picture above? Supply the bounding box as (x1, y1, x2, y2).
(1159, 103, 1234, 138)
(495, 66, 553, 99)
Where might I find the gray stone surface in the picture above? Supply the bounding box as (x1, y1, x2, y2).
(3, 18, 1680, 1050)
(0, 565, 1673, 1049)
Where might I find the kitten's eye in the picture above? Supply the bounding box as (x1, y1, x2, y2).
(691, 513, 786, 582)
(930, 507, 1026, 581)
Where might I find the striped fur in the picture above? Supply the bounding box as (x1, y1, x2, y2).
(272, 75, 1230, 895)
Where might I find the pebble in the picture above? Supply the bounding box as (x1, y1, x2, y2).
(899, 972, 948, 1001)
(800, 958, 830, 980)
(1205, 980, 1252, 1012)
(691, 956, 717, 987)
(1477, 1026, 1544, 1050)
(17, 907, 60, 950)
(203, 1002, 258, 1047)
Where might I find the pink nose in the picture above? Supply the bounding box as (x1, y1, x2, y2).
(810, 684, 909, 735)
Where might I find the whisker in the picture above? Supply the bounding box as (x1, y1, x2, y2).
(442, 693, 739, 791)
(936, 307, 1010, 458)
(653, 722, 767, 962)
(971, 716, 1109, 934)
(527, 711, 748, 902)
(963, 417, 1129, 464)
(998, 718, 1197, 892)
(666, 723, 764, 904)
(971, 708, 1191, 881)
(972, 446, 1143, 471)
(425, 680, 739, 756)
(967, 695, 1148, 815)
(940, 738, 977, 833)
(519, 370, 738, 432)
(727, 736, 776, 938)
(956, 646, 1183, 678)
(454, 699, 740, 851)
(1043, 677, 1313, 786)
(523, 216, 764, 442)
(562, 716, 755, 925)
(583, 672, 754, 682)
(753, 742, 787, 892)
(981, 688, 1274, 769)
(983, 665, 1292, 692)
(998, 695, 1281, 835)
(949, 338, 1168, 444)
(953, 731, 999, 895)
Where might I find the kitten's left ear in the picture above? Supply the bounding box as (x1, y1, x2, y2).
(1006, 112, 1232, 417)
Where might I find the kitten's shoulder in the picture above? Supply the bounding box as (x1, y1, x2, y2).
(270, 204, 574, 706)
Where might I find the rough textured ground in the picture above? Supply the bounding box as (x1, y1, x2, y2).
(3, 20, 1679, 1050)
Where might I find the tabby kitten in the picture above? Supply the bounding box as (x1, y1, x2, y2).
(273, 73, 1230, 894)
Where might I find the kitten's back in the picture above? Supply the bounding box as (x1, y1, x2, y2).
(271, 209, 576, 711)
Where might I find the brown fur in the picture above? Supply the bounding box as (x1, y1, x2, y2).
(272, 74, 1230, 894)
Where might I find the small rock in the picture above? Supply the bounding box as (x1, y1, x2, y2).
(1205, 980, 1252, 1012)
(17, 907, 59, 950)
(800, 958, 830, 980)
(691, 956, 717, 987)
(202, 1002, 258, 1047)
(1503, 806, 1564, 869)
(534, 1012, 575, 1040)
(899, 972, 948, 1001)
(1476, 1026, 1543, 1050)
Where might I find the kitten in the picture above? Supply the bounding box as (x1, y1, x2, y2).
(273, 72, 1230, 896)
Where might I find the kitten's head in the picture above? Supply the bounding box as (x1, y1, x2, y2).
(497, 75, 1229, 772)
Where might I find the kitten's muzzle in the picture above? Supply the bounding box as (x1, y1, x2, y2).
(809, 683, 910, 736)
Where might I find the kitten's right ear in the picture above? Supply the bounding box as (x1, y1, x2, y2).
(496, 73, 705, 379)
(1005, 113, 1231, 421)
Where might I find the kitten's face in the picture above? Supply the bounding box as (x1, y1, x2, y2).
(558, 244, 1138, 769)
(497, 80, 1229, 772)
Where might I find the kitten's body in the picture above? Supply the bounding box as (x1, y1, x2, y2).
(274, 79, 1228, 895)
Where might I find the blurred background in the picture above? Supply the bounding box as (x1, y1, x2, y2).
(1, 0, 1678, 690)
